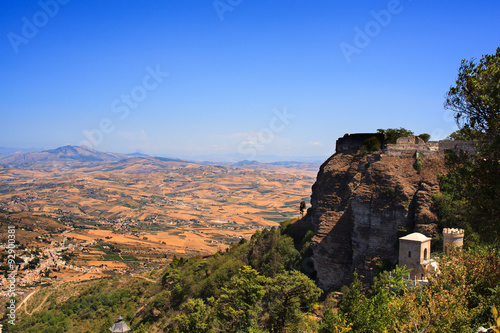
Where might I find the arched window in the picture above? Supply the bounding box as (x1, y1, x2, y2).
(424, 248, 428, 260)
(408, 251, 411, 258)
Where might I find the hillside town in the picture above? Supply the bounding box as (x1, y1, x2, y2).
(0, 230, 128, 297)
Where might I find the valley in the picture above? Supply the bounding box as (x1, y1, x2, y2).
(0, 155, 317, 291)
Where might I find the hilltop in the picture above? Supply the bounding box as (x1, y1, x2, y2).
(309, 133, 480, 290)
(0, 145, 130, 167)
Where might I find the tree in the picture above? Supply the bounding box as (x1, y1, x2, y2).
(438, 47, 500, 243)
(361, 136, 381, 153)
(418, 133, 431, 143)
(446, 126, 486, 141)
(445, 47, 500, 139)
(215, 266, 266, 332)
(264, 270, 322, 332)
(171, 298, 215, 333)
(377, 128, 414, 144)
(299, 201, 306, 217)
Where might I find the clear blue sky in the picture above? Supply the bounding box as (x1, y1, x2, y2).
(1, 0, 499, 160)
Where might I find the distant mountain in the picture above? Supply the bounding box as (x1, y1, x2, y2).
(126, 152, 150, 157)
(176, 153, 327, 164)
(0, 145, 130, 166)
(231, 160, 262, 167)
(0, 146, 44, 156)
(154, 156, 190, 163)
(228, 160, 321, 173)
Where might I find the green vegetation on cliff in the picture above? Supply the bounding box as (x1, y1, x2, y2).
(6, 217, 500, 332)
(3, 221, 323, 332)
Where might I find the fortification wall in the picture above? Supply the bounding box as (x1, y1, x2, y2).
(383, 136, 480, 156)
(335, 133, 481, 156)
(335, 133, 385, 153)
(438, 140, 482, 155)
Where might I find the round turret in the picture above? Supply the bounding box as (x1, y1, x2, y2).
(443, 228, 464, 255)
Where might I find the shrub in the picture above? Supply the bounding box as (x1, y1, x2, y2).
(414, 158, 422, 173)
(361, 136, 381, 154)
(377, 128, 414, 144)
(418, 133, 431, 143)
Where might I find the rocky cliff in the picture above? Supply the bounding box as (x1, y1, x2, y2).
(310, 134, 451, 290)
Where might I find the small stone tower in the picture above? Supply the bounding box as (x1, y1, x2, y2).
(399, 232, 432, 281)
(443, 228, 464, 255)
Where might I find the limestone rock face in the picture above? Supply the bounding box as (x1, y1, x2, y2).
(310, 149, 446, 291)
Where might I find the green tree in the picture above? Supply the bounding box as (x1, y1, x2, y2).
(445, 47, 500, 139)
(377, 128, 415, 144)
(170, 298, 215, 333)
(418, 133, 431, 143)
(318, 309, 352, 333)
(446, 126, 486, 141)
(265, 270, 322, 333)
(299, 201, 306, 217)
(215, 266, 266, 332)
(438, 48, 500, 243)
(361, 136, 381, 153)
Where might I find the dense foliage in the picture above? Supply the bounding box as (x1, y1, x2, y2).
(445, 47, 500, 139)
(3, 221, 323, 332)
(446, 126, 486, 141)
(361, 136, 381, 154)
(160, 225, 322, 332)
(377, 128, 431, 144)
(319, 247, 500, 332)
(435, 47, 500, 244)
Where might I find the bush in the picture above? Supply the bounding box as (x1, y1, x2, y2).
(377, 128, 414, 144)
(414, 158, 422, 172)
(418, 133, 431, 142)
(361, 136, 381, 154)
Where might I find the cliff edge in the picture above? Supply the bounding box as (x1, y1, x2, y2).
(310, 134, 475, 290)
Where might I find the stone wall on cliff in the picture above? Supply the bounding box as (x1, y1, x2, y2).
(310, 135, 450, 291)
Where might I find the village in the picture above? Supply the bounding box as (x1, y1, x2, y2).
(0, 228, 129, 297)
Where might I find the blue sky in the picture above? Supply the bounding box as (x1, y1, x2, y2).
(1, 0, 499, 160)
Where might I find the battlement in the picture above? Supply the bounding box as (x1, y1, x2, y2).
(443, 228, 465, 238)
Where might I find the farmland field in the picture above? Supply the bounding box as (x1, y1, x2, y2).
(0, 158, 318, 272)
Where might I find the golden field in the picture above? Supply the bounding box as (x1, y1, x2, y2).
(0, 157, 317, 269)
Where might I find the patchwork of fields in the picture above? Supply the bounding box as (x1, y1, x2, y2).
(0, 158, 317, 275)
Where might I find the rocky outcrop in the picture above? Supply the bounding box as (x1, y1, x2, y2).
(310, 136, 448, 291)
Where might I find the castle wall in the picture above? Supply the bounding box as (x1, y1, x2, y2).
(335, 133, 385, 153)
(383, 136, 481, 157)
(335, 133, 481, 157)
